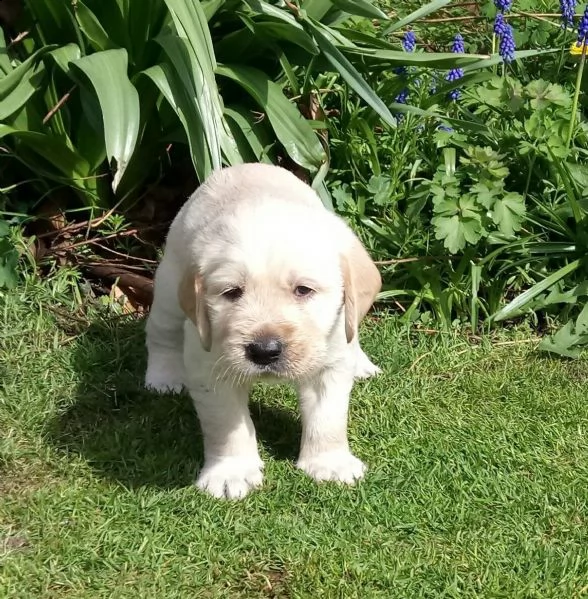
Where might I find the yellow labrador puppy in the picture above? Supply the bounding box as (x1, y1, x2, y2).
(145, 163, 381, 499)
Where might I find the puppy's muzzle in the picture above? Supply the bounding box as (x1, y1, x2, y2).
(245, 336, 283, 366)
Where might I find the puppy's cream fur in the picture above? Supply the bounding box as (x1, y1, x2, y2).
(145, 163, 381, 499)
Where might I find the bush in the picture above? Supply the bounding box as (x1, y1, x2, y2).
(0, 0, 493, 209)
(325, 1, 588, 355)
(1, 0, 493, 281)
(1, 0, 588, 357)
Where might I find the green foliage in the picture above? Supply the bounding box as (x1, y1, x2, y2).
(325, 9, 588, 346)
(0, 220, 18, 289)
(539, 302, 588, 358)
(429, 146, 525, 253)
(0, 0, 511, 289)
(2, 0, 588, 360)
(0, 0, 486, 212)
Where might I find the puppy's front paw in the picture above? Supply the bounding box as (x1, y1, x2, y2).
(145, 377, 184, 394)
(145, 376, 184, 394)
(196, 456, 264, 500)
(145, 354, 185, 394)
(297, 451, 366, 484)
(354, 349, 381, 379)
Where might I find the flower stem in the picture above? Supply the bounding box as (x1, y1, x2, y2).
(566, 43, 587, 149)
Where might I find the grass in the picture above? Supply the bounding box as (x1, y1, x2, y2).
(2, 280, 588, 598)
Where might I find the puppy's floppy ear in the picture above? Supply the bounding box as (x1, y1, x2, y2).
(341, 236, 381, 343)
(178, 270, 212, 352)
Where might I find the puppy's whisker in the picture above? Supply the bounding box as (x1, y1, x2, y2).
(212, 365, 229, 393)
(220, 363, 238, 389)
(208, 355, 225, 388)
(236, 369, 247, 389)
(229, 360, 248, 390)
(210, 353, 234, 389)
(211, 354, 224, 372)
(230, 362, 243, 388)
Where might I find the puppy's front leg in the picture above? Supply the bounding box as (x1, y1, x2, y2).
(351, 335, 381, 380)
(296, 368, 366, 484)
(188, 380, 263, 500)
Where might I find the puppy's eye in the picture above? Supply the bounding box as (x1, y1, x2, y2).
(222, 287, 244, 301)
(294, 285, 314, 298)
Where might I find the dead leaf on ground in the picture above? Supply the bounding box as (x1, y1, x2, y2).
(87, 264, 154, 309)
(1, 533, 30, 555)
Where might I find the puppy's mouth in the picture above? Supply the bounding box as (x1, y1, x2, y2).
(249, 362, 285, 377)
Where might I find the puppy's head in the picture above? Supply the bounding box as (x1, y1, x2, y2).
(179, 200, 380, 382)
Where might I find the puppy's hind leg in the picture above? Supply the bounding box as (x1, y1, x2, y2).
(145, 254, 186, 393)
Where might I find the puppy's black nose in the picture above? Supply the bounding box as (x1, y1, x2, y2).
(246, 337, 283, 365)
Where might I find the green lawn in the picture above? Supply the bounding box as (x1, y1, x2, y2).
(2, 282, 588, 598)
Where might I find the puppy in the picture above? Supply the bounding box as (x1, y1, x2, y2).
(145, 163, 381, 499)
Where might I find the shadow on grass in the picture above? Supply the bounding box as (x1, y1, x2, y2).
(49, 316, 300, 490)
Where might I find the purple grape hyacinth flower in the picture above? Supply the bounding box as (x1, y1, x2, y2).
(560, 0, 577, 29)
(451, 32, 465, 53)
(578, 4, 588, 45)
(494, 13, 507, 36)
(446, 71, 463, 100)
(446, 68, 464, 83)
(494, 0, 513, 12)
(402, 30, 416, 52)
(395, 89, 409, 104)
(394, 89, 409, 122)
(394, 31, 416, 75)
(446, 33, 464, 101)
(499, 23, 516, 62)
(429, 72, 438, 95)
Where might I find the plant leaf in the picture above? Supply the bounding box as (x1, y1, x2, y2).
(217, 63, 326, 170)
(74, 1, 118, 52)
(70, 49, 140, 192)
(224, 104, 274, 164)
(0, 46, 54, 98)
(305, 19, 396, 128)
(245, 0, 308, 29)
(0, 63, 46, 120)
(0, 124, 91, 183)
(538, 304, 588, 359)
(0, 28, 12, 76)
(26, 0, 80, 45)
(163, 0, 241, 169)
(492, 259, 583, 322)
(0, 234, 19, 289)
(461, 49, 557, 73)
(492, 192, 526, 237)
(202, 0, 225, 20)
(156, 33, 222, 173)
(142, 62, 213, 181)
(343, 47, 489, 69)
(47, 43, 82, 77)
(432, 213, 483, 254)
(330, 0, 389, 20)
(246, 21, 319, 55)
(301, 0, 335, 21)
(384, 0, 452, 33)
